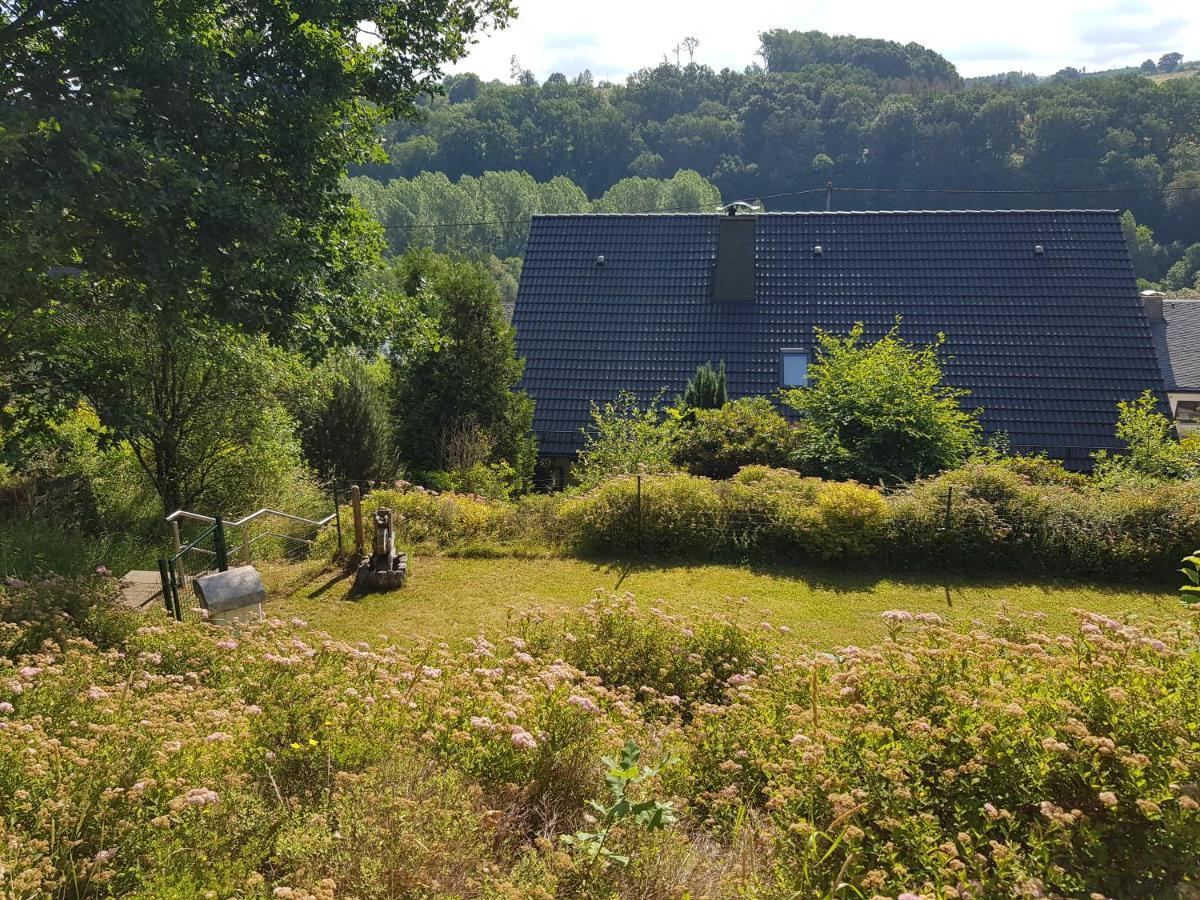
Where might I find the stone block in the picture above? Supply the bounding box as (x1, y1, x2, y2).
(194, 565, 266, 625)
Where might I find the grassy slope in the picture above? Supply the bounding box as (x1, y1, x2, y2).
(265, 556, 1181, 649)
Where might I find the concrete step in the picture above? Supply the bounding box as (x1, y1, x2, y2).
(118, 570, 164, 611)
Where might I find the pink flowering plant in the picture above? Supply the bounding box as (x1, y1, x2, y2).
(2, 576, 1200, 897)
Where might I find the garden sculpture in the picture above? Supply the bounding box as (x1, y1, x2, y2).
(354, 508, 407, 592)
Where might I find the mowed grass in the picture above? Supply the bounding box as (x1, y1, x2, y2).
(263, 555, 1183, 649)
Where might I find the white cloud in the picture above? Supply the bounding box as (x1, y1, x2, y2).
(452, 0, 1197, 82)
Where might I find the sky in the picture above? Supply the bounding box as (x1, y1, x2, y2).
(450, 0, 1197, 82)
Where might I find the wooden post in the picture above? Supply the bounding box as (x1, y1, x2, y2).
(170, 520, 182, 555)
(351, 485, 364, 558)
(241, 522, 252, 564)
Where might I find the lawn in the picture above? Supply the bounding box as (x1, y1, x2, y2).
(264, 555, 1182, 648)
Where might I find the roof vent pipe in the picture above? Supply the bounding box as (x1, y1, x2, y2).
(1034, 244, 1044, 255)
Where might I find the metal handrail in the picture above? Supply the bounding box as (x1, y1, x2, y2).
(169, 521, 218, 563)
(166, 507, 335, 529)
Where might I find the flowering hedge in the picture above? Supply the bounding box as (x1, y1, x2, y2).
(2, 576, 1199, 896)
(313, 467, 1200, 580)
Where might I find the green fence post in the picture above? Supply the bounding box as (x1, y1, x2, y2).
(214, 515, 229, 572)
(157, 559, 173, 617)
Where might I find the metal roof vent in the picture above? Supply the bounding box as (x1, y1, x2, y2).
(813, 245, 823, 256)
(1034, 244, 1045, 255)
(594, 254, 605, 267)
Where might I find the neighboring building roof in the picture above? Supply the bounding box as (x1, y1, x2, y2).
(513, 210, 1166, 461)
(1150, 299, 1200, 392)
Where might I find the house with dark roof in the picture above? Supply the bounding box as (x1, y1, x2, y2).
(513, 209, 1168, 477)
(1145, 291, 1200, 434)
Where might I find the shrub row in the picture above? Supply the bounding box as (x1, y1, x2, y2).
(316, 465, 1200, 580)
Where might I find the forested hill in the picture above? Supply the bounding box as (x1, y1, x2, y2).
(352, 29, 1200, 291)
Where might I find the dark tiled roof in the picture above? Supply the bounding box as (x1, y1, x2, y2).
(1151, 300, 1200, 392)
(513, 210, 1166, 460)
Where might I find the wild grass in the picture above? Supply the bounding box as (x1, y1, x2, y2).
(0, 518, 158, 579)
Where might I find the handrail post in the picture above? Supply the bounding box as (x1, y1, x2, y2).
(241, 522, 252, 565)
(170, 520, 182, 555)
(214, 515, 229, 572)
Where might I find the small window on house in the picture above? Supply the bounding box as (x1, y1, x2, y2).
(781, 350, 808, 387)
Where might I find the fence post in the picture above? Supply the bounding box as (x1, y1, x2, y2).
(351, 485, 364, 558)
(241, 522, 252, 565)
(157, 559, 173, 618)
(214, 515, 229, 572)
(170, 520, 181, 555)
(636, 473, 643, 555)
(333, 486, 344, 559)
(172, 560, 184, 620)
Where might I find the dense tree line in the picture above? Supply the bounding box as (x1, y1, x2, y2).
(345, 168, 722, 260)
(360, 30, 1200, 258)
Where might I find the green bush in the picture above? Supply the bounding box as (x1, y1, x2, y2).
(887, 464, 1200, 578)
(561, 473, 724, 557)
(520, 593, 772, 714)
(0, 573, 138, 658)
(573, 392, 678, 489)
(672, 396, 799, 478)
(783, 323, 982, 483)
(1093, 391, 1200, 484)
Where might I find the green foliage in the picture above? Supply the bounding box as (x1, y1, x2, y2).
(0, 573, 138, 659)
(364, 33, 1200, 265)
(674, 608, 1200, 897)
(73, 315, 316, 515)
(1093, 391, 1200, 484)
(672, 396, 798, 478)
(2, 0, 514, 449)
(887, 463, 1200, 578)
(562, 473, 723, 557)
(574, 392, 678, 489)
(759, 28, 959, 81)
(298, 353, 396, 484)
(390, 252, 535, 490)
(1183, 550, 1200, 604)
(521, 593, 772, 712)
(560, 741, 677, 869)
(679, 361, 727, 412)
(1163, 242, 1200, 291)
(783, 323, 982, 484)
